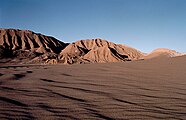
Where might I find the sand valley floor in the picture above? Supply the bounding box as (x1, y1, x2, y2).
(0, 56, 186, 119)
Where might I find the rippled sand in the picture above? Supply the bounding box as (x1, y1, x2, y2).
(0, 56, 186, 119)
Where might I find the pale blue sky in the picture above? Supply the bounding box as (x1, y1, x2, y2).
(0, 0, 186, 53)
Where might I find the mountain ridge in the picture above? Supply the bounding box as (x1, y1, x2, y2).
(0, 29, 184, 64)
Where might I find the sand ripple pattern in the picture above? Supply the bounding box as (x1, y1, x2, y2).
(0, 57, 186, 119)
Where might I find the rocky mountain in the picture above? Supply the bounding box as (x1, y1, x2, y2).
(59, 39, 143, 64)
(0, 29, 67, 64)
(0, 29, 67, 53)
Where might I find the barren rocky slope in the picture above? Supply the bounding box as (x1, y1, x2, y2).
(59, 39, 144, 64)
(0, 29, 67, 64)
(0, 29, 66, 53)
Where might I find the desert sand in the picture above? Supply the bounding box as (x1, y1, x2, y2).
(0, 55, 186, 119)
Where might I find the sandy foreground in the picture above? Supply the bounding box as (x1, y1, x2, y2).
(0, 56, 186, 120)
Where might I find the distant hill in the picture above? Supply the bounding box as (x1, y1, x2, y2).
(144, 48, 183, 59)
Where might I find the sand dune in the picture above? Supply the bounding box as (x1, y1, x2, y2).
(0, 56, 186, 119)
